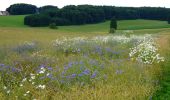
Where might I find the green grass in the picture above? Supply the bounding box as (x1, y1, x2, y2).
(0, 15, 170, 32)
(152, 34, 170, 100)
(0, 16, 170, 99)
(118, 20, 170, 30)
(0, 32, 163, 99)
(58, 20, 170, 32)
(0, 15, 26, 27)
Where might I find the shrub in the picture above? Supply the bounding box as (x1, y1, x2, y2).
(109, 17, 117, 33)
(49, 23, 58, 29)
(24, 14, 51, 27)
(110, 17, 117, 29)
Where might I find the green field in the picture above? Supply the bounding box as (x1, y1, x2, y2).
(0, 15, 170, 32)
(0, 15, 26, 27)
(0, 15, 170, 99)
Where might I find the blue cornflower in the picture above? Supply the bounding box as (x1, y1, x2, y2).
(82, 69, 90, 75)
(79, 61, 83, 65)
(68, 62, 73, 67)
(105, 47, 112, 52)
(47, 74, 54, 79)
(0, 64, 5, 66)
(78, 73, 83, 77)
(115, 69, 124, 75)
(91, 71, 97, 78)
(47, 67, 53, 71)
(70, 74, 77, 78)
(11, 67, 21, 72)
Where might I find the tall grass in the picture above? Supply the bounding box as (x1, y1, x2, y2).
(0, 33, 165, 99)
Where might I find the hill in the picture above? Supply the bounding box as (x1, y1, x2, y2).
(0, 15, 26, 27)
(0, 15, 170, 32)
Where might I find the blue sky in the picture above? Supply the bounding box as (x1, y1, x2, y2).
(0, 0, 169, 10)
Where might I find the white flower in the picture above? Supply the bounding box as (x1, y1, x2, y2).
(19, 84, 23, 87)
(129, 37, 164, 64)
(7, 90, 10, 94)
(39, 67, 46, 74)
(38, 84, 46, 89)
(3, 86, 7, 90)
(26, 91, 30, 94)
(22, 78, 27, 82)
(31, 76, 35, 80)
(46, 73, 50, 76)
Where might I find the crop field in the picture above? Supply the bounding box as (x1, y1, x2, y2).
(0, 16, 170, 100)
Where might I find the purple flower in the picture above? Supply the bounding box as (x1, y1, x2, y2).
(89, 59, 98, 65)
(79, 61, 83, 65)
(64, 65, 69, 70)
(47, 74, 53, 79)
(95, 46, 103, 55)
(115, 70, 124, 75)
(11, 67, 21, 72)
(105, 48, 112, 52)
(82, 69, 90, 75)
(47, 67, 53, 71)
(91, 71, 97, 78)
(68, 62, 73, 67)
(78, 73, 83, 77)
(61, 71, 65, 75)
(112, 51, 120, 55)
(39, 64, 45, 68)
(70, 74, 77, 78)
(0, 64, 5, 66)
(65, 74, 77, 79)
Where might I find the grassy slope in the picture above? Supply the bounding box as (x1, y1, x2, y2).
(0, 15, 26, 27)
(0, 15, 170, 32)
(59, 20, 170, 32)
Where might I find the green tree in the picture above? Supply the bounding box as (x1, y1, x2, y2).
(168, 16, 170, 24)
(6, 3, 37, 15)
(110, 17, 117, 33)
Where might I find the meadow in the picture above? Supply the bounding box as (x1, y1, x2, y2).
(0, 16, 170, 100)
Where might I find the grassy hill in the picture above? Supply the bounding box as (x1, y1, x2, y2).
(0, 15, 170, 32)
(0, 15, 26, 27)
(59, 20, 170, 32)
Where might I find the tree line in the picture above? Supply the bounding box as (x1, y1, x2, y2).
(6, 3, 170, 27)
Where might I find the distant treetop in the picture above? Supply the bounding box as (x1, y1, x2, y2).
(6, 3, 37, 15)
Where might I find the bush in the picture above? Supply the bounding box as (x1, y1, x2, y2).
(24, 14, 51, 27)
(109, 17, 117, 33)
(49, 23, 58, 29)
(110, 17, 117, 29)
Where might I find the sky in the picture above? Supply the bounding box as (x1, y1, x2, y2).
(0, 0, 170, 11)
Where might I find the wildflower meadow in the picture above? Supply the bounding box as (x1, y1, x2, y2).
(0, 30, 168, 100)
